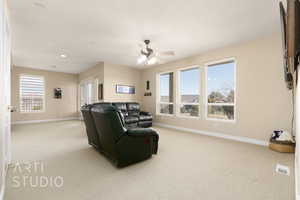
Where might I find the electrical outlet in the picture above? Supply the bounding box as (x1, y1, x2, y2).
(276, 164, 290, 176)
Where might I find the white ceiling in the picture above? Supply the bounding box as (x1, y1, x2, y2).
(9, 0, 281, 74)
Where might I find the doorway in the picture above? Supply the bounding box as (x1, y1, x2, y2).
(79, 79, 100, 119)
(80, 81, 93, 106)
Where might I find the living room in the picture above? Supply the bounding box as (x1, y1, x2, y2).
(0, 0, 299, 200)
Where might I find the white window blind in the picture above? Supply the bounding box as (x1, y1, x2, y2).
(20, 75, 45, 112)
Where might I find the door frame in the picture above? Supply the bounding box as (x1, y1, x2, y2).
(78, 78, 100, 109)
(0, 0, 11, 199)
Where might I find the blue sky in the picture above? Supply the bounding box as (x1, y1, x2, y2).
(180, 68, 199, 95)
(160, 62, 234, 96)
(160, 73, 172, 96)
(207, 62, 234, 95)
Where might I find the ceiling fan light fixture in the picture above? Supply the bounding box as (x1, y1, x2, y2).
(60, 54, 67, 58)
(137, 39, 174, 66)
(138, 55, 147, 64)
(147, 57, 157, 65)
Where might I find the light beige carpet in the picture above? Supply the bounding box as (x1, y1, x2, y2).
(5, 120, 294, 200)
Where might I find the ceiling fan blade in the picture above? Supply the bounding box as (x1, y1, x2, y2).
(156, 57, 164, 64)
(138, 42, 144, 48)
(158, 51, 175, 56)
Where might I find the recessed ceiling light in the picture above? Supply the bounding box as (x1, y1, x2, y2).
(60, 54, 67, 58)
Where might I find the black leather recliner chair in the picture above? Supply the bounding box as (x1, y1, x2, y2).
(90, 103, 159, 167)
(81, 104, 103, 150)
(81, 102, 153, 148)
(112, 102, 152, 128)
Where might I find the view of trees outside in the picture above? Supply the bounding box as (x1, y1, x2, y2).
(180, 104, 199, 116)
(207, 61, 235, 120)
(158, 61, 235, 120)
(208, 90, 234, 103)
(207, 105, 234, 120)
(160, 104, 174, 115)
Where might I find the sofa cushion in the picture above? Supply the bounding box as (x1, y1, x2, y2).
(139, 115, 153, 121)
(112, 103, 128, 116)
(125, 123, 138, 129)
(124, 116, 139, 124)
(138, 121, 152, 128)
(127, 103, 140, 116)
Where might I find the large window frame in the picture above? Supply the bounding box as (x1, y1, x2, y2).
(155, 57, 237, 123)
(156, 71, 175, 116)
(204, 58, 236, 122)
(19, 74, 45, 113)
(176, 66, 201, 118)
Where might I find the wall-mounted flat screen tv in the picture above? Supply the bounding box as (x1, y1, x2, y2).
(279, 0, 300, 89)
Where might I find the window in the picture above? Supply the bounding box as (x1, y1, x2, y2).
(157, 72, 174, 115)
(206, 60, 235, 121)
(178, 67, 200, 117)
(20, 75, 45, 113)
(156, 58, 236, 121)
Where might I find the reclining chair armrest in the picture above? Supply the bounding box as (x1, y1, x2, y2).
(127, 128, 159, 155)
(127, 128, 156, 137)
(140, 111, 151, 116)
(116, 133, 153, 167)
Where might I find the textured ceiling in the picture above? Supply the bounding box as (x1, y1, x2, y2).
(9, 0, 281, 73)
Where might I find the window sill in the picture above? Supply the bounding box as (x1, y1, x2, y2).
(205, 117, 236, 123)
(20, 111, 45, 114)
(156, 113, 236, 124)
(156, 113, 175, 117)
(176, 115, 200, 119)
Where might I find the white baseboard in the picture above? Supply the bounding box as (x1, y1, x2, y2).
(154, 122, 269, 146)
(296, 153, 300, 200)
(12, 117, 80, 125)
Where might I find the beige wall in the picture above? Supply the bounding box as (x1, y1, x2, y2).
(12, 34, 293, 142)
(78, 62, 104, 106)
(11, 66, 78, 123)
(141, 33, 292, 141)
(78, 62, 142, 103)
(78, 62, 104, 83)
(103, 63, 142, 102)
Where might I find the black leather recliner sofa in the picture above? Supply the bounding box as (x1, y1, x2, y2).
(112, 102, 152, 128)
(81, 103, 159, 167)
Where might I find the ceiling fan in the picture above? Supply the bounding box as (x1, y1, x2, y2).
(137, 40, 175, 65)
